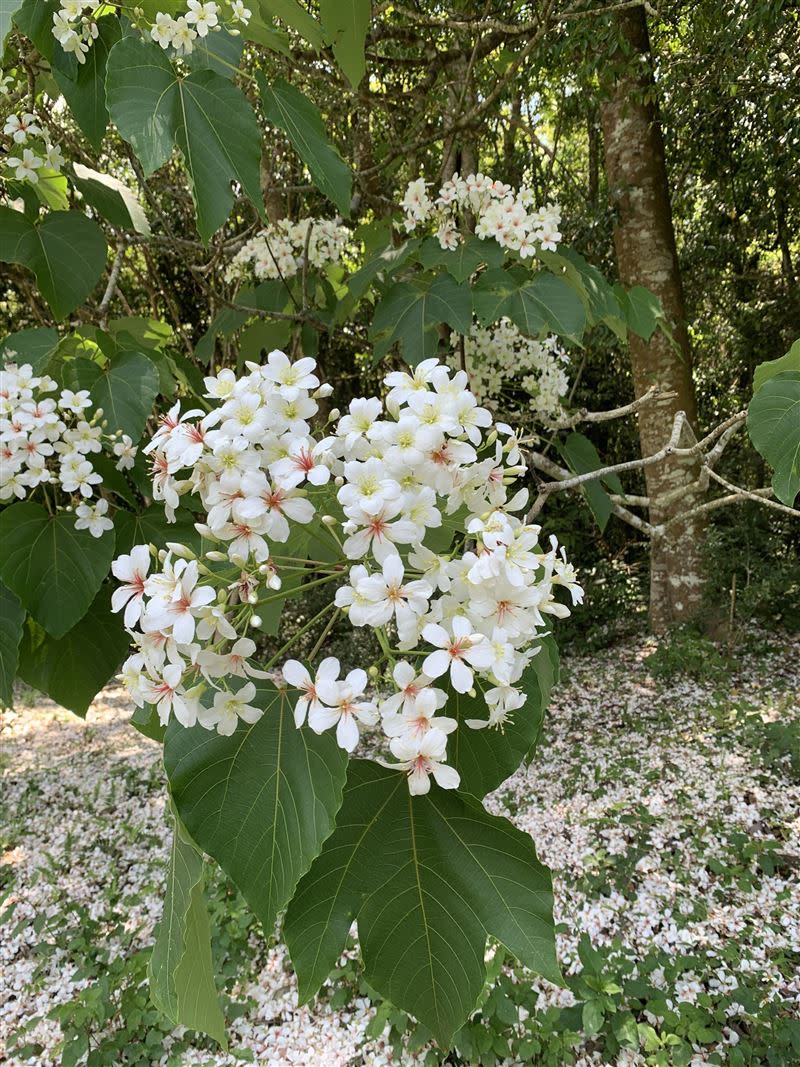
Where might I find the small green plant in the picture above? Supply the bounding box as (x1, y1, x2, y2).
(645, 626, 733, 683)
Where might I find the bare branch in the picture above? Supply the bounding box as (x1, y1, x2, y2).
(97, 239, 125, 329)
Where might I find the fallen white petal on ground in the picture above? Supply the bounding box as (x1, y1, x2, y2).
(1, 629, 798, 1065)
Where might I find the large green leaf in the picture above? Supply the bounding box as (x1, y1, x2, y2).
(52, 14, 121, 148)
(753, 338, 800, 393)
(12, 0, 57, 58)
(114, 505, 203, 556)
(261, 0, 323, 48)
(371, 273, 472, 365)
(613, 284, 663, 341)
(0, 501, 115, 638)
(106, 37, 263, 242)
(73, 163, 150, 235)
(149, 816, 227, 1045)
(448, 636, 559, 798)
(747, 371, 800, 505)
(16, 586, 128, 716)
(0, 207, 107, 320)
(285, 760, 559, 1047)
(557, 432, 624, 533)
(473, 266, 586, 341)
(185, 26, 243, 80)
(89, 349, 160, 440)
(1, 0, 25, 46)
(259, 75, 352, 216)
(0, 583, 25, 708)
(539, 248, 626, 339)
(320, 0, 370, 88)
(419, 234, 505, 283)
(164, 680, 348, 937)
(0, 326, 58, 372)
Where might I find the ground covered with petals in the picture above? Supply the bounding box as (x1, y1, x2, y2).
(1, 628, 798, 1066)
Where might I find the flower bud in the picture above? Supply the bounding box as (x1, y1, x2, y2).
(167, 541, 194, 559)
(334, 475, 344, 486)
(158, 548, 167, 561)
(205, 550, 228, 562)
(314, 383, 334, 398)
(327, 408, 340, 423)
(368, 665, 379, 679)
(321, 514, 337, 526)
(194, 522, 217, 541)
(485, 429, 497, 446)
(468, 687, 476, 698)
(268, 574, 282, 590)
(247, 592, 258, 605)
(249, 614, 262, 628)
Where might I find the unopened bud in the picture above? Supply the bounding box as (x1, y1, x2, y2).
(205, 550, 228, 562)
(368, 665, 379, 679)
(229, 553, 247, 568)
(334, 475, 344, 486)
(486, 429, 497, 446)
(258, 563, 271, 574)
(249, 614, 262, 628)
(468, 687, 477, 698)
(321, 514, 337, 526)
(247, 592, 258, 605)
(314, 383, 334, 399)
(194, 522, 216, 541)
(327, 408, 340, 423)
(158, 548, 167, 561)
(166, 541, 194, 559)
(268, 574, 282, 590)
(94, 407, 104, 419)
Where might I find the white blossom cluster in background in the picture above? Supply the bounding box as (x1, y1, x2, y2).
(50, 0, 250, 62)
(225, 218, 351, 284)
(115, 352, 582, 795)
(2, 111, 63, 183)
(448, 320, 570, 420)
(401, 172, 563, 255)
(0, 360, 136, 537)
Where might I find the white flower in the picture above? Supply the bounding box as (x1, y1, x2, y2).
(150, 11, 176, 47)
(421, 616, 493, 694)
(74, 497, 113, 538)
(59, 388, 92, 414)
(379, 660, 446, 718)
(170, 16, 197, 53)
(7, 149, 42, 183)
(353, 554, 432, 640)
(143, 559, 216, 644)
(198, 682, 262, 736)
(111, 544, 151, 627)
(43, 142, 64, 170)
(185, 0, 218, 36)
(113, 434, 137, 471)
(230, 0, 251, 22)
(310, 668, 378, 752)
(386, 728, 460, 795)
(146, 663, 192, 726)
(4, 113, 41, 143)
(383, 687, 457, 745)
(282, 656, 340, 728)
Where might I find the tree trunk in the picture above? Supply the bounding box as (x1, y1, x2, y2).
(600, 5, 706, 632)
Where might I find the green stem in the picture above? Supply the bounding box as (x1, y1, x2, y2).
(307, 608, 341, 662)
(263, 600, 337, 670)
(255, 570, 339, 607)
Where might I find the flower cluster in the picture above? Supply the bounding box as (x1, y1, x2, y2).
(51, 0, 103, 63)
(225, 218, 350, 284)
(401, 172, 563, 256)
(2, 112, 63, 183)
(116, 353, 581, 795)
(0, 360, 136, 536)
(448, 320, 570, 420)
(149, 0, 250, 55)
